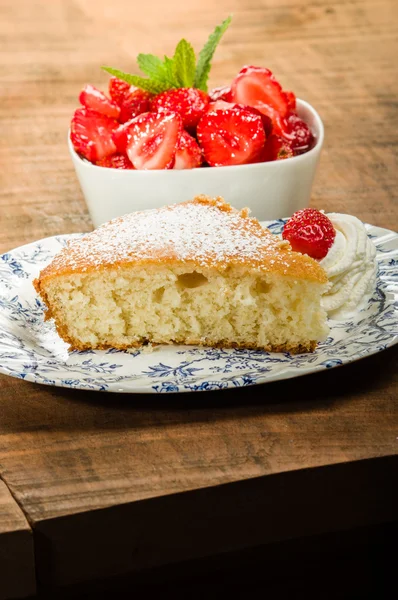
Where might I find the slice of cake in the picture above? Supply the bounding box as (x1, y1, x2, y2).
(34, 196, 329, 353)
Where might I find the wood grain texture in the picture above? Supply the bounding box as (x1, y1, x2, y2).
(0, 0, 398, 593)
(0, 480, 36, 598)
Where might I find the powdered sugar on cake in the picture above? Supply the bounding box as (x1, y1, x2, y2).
(39, 196, 327, 283)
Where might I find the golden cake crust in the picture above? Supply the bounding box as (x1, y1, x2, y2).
(34, 196, 328, 292)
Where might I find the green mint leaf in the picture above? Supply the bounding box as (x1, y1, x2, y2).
(136, 54, 164, 79)
(137, 54, 179, 88)
(194, 15, 232, 92)
(102, 66, 167, 94)
(163, 55, 176, 84)
(172, 39, 196, 87)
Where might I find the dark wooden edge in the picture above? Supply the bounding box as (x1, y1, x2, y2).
(35, 520, 398, 599)
(34, 454, 398, 591)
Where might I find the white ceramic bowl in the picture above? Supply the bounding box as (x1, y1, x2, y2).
(69, 99, 324, 227)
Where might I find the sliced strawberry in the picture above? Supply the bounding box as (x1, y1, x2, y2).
(231, 65, 289, 119)
(119, 87, 152, 123)
(79, 84, 121, 119)
(173, 131, 202, 169)
(207, 102, 273, 138)
(282, 208, 336, 259)
(108, 76, 131, 105)
(236, 105, 273, 137)
(284, 113, 314, 154)
(96, 153, 134, 169)
(70, 108, 118, 163)
(284, 90, 296, 111)
(151, 88, 209, 131)
(197, 106, 266, 167)
(125, 111, 182, 170)
(209, 85, 232, 102)
(112, 121, 132, 152)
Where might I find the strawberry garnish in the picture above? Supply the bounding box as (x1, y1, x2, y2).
(197, 106, 266, 167)
(119, 87, 152, 124)
(70, 108, 118, 163)
(282, 208, 336, 260)
(108, 76, 131, 105)
(79, 84, 120, 119)
(209, 85, 232, 102)
(151, 88, 209, 131)
(125, 111, 182, 170)
(96, 153, 134, 169)
(173, 131, 203, 169)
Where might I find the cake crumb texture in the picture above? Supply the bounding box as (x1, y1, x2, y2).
(34, 196, 329, 353)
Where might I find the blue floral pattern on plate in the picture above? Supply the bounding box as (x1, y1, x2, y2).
(0, 223, 397, 393)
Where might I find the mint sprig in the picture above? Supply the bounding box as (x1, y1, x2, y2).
(102, 15, 232, 95)
(194, 15, 232, 91)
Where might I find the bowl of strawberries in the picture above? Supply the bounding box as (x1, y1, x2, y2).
(69, 17, 324, 227)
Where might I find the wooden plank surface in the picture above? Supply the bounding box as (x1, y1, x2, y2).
(0, 480, 36, 599)
(1, 0, 398, 594)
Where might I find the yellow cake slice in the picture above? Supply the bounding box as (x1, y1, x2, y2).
(34, 196, 329, 353)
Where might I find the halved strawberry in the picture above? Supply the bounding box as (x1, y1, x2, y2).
(112, 121, 132, 153)
(119, 87, 152, 123)
(209, 85, 232, 102)
(70, 108, 118, 163)
(230, 65, 289, 119)
(207, 102, 273, 138)
(151, 88, 209, 131)
(96, 153, 134, 169)
(282, 208, 336, 259)
(79, 84, 121, 119)
(197, 106, 266, 167)
(108, 76, 131, 105)
(173, 131, 202, 169)
(257, 134, 294, 162)
(125, 111, 182, 170)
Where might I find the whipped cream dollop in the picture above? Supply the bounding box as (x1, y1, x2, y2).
(320, 213, 377, 319)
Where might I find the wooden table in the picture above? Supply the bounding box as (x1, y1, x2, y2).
(1, 0, 397, 597)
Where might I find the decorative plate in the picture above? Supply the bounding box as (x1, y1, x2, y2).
(0, 221, 397, 393)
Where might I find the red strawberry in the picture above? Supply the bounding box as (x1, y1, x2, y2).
(79, 84, 121, 119)
(125, 111, 182, 170)
(284, 113, 314, 154)
(112, 121, 133, 152)
(119, 87, 152, 123)
(237, 105, 273, 137)
(207, 101, 273, 138)
(151, 88, 209, 131)
(197, 106, 266, 167)
(96, 153, 134, 169)
(231, 66, 289, 119)
(173, 131, 202, 169)
(70, 108, 118, 163)
(282, 208, 336, 260)
(257, 134, 293, 162)
(285, 90, 296, 111)
(209, 85, 232, 102)
(108, 76, 131, 105)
